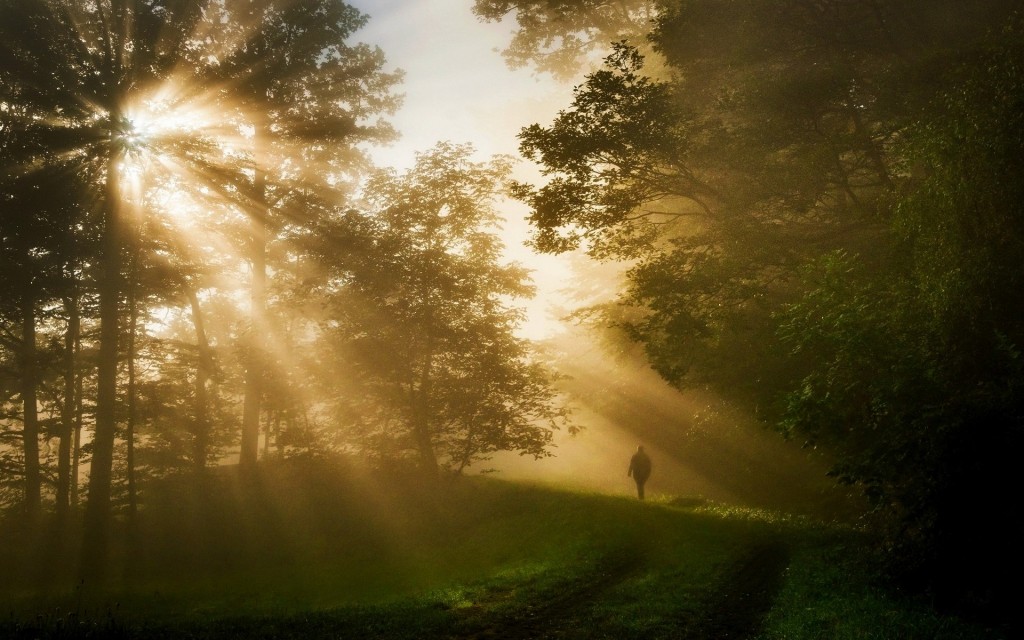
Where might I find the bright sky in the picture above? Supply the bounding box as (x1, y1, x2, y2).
(347, 0, 584, 339)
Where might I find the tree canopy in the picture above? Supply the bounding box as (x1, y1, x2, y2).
(326, 143, 571, 476)
(472, 0, 657, 78)
(0, 5, 574, 564)
(509, 0, 1024, 617)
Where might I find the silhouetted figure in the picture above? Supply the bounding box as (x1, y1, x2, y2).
(627, 445, 652, 500)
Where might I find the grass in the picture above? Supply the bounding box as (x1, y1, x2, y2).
(754, 532, 1006, 640)
(0, 457, 1008, 639)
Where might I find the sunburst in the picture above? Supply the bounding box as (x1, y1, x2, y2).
(0, 1, 402, 553)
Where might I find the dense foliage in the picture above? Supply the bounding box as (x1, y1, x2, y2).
(507, 0, 1023, 619)
(780, 36, 1024, 610)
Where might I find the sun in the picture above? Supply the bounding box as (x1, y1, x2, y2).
(125, 92, 209, 146)
(115, 82, 224, 197)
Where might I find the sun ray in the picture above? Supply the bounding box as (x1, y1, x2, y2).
(2, 0, 404, 490)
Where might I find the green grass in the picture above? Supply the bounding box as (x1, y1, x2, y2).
(754, 532, 1006, 640)
(0, 458, 1006, 639)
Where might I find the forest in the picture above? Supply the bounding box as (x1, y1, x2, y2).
(1, 0, 1021, 637)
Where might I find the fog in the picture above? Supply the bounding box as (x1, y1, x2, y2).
(486, 324, 854, 518)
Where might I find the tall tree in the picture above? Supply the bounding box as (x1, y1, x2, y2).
(185, 286, 213, 471)
(329, 143, 571, 475)
(513, 0, 1021, 403)
(55, 271, 81, 520)
(0, 138, 90, 517)
(512, 42, 810, 403)
(0, 176, 45, 516)
(199, 0, 401, 469)
(1, 0, 399, 563)
(0, 0, 207, 575)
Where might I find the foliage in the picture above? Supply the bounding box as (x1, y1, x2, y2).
(512, 40, 866, 407)
(0, 0, 207, 528)
(513, 42, 706, 258)
(778, 31, 1024, 617)
(472, 0, 657, 78)
(326, 143, 571, 474)
(0, 0, 401, 517)
(511, 1, 1024, 622)
(756, 531, 1002, 640)
(514, 0, 1021, 396)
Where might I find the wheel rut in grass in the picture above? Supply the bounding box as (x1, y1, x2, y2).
(682, 539, 791, 640)
(455, 539, 790, 640)
(458, 550, 640, 640)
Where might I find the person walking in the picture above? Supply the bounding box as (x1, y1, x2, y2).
(627, 445, 652, 500)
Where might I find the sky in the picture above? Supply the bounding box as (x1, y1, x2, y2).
(346, 0, 561, 170)
(345, 0, 584, 339)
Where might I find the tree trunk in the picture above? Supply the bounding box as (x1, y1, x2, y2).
(71, 332, 84, 509)
(57, 289, 80, 519)
(125, 257, 140, 518)
(412, 412, 439, 478)
(264, 411, 274, 458)
(20, 286, 41, 516)
(850, 107, 894, 191)
(412, 353, 439, 478)
(274, 411, 284, 456)
(240, 126, 268, 470)
(186, 288, 211, 472)
(81, 147, 123, 581)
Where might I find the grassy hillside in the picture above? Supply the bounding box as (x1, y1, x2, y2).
(0, 458, 1003, 639)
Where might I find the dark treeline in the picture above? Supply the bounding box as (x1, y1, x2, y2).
(478, 0, 1023, 624)
(0, 0, 567, 582)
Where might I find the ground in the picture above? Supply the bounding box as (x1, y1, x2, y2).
(453, 539, 790, 640)
(0, 460, 1005, 639)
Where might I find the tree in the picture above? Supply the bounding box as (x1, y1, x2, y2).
(0, 54, 100, 519)
(514, 1, 1022, 403)
(0, 0, 400, 576)
(512, 3, 1024, 619)
(472, 0, 657, 78)
(196, 0, 401, 469)
(0, 0, 209, 574)
(328, 143, 571, 475)
(0, 166, 63, 517)
(779, 30, 1024, 615)
(512, 42, 823, 404)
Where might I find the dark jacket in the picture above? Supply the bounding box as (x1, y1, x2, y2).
(628, 450, 652, 482)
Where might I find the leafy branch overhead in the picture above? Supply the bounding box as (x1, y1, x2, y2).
(472, 0, 658, 78)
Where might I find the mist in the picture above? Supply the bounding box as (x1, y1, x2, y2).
(1, 0, 1020, 636)
(487, 324, 853, 517)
